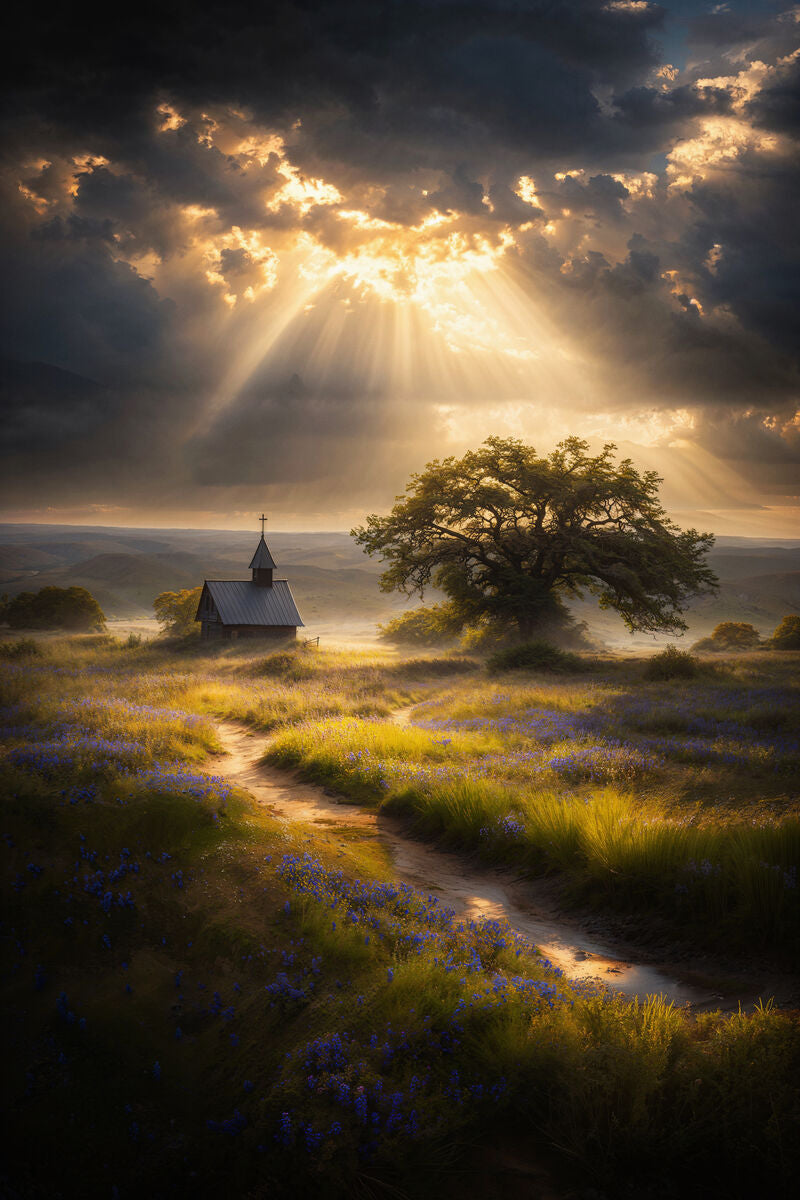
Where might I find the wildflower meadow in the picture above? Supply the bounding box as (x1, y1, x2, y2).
(2, 634, 799, 1198)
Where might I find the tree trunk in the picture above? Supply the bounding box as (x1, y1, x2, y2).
(517, 613, 535, 641)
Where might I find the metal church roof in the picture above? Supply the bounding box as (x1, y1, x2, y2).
(204, 579, 303, 627)
(249, 536, 277, 570)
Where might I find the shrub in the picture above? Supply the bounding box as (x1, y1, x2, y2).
(769, 615, 800, 651)
(124, 633, 143, 648)
(694, 621, 761, 652)
(643, 645, 699, 680)
(2, 586, 105, 631)
(379, 605, 459, 646)
(487, 640, 583, 673)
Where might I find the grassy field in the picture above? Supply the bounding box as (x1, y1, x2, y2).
(2, 633, 799, 1198)
(270, 651, 800, 956)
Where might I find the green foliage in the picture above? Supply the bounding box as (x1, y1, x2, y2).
(487, 639, 583, 673)
(458, 619, 514, 651)
(153, 586, 203, 636)
(1, 585, 105, 631)
(353, 436, 718, 640)
(770, 614, 800, 650)
(269, 659, 800, 955)
(378, 604, 459, 646)
(643, 645, 700, 680)
(460, 608, 593, 653)
(694, 621, 762, 652)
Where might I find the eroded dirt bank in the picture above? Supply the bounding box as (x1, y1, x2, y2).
(210, 719, 797, 1010)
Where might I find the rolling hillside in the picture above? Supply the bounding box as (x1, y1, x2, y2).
(0, 526, 398, 624)
(0, 524, 798, 642)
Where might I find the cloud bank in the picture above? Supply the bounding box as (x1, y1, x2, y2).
(1, 1, 798, 531)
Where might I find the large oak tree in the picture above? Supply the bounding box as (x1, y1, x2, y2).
(353, 437, 718, 640)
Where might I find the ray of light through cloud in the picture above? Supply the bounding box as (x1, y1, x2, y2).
(0, 1, 798, 532)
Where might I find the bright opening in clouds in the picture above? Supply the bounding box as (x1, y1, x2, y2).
(1, 1, 798, 533)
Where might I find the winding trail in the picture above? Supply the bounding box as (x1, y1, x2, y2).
(210, 717, 721, 1005)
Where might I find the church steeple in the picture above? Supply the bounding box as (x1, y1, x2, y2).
(249, 514, 276, 586)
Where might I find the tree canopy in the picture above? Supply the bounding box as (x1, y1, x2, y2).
(153, 587, 203, 637)
(1, 586, 105, 631)
(770, 615, 800, 650)
(353, 437, 718, 640)
(694, 621, 761, 652)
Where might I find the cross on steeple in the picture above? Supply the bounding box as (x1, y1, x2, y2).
(250, 516, 276, 585)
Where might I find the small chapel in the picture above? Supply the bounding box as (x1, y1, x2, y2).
(194, 516, 304, 641)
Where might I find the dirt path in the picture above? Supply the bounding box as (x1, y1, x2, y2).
(210, 718, 732, 1005)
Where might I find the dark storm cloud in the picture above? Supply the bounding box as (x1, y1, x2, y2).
(611, 82, 734, 129)
(0, 199, 173, 385)
(11, 2, 662, 114)
(554, 172, 631, 221)
(6, 2, 664, 173)
(1, 1, 798, 519)
(684, 159, 800, 362)
(748, 54, 800, 135)
(539, 231, 797, 404)
(687, 9, 768, 49)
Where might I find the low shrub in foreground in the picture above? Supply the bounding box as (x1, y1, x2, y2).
(488, 640, 583, 674)
(644, 645, 700, 680)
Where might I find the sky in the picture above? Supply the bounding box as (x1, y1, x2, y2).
(1, 0, 798, 535)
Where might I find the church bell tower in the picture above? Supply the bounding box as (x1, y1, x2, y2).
(249, 513, 276, 587)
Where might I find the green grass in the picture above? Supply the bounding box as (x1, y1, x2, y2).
(267, 656, 800, 954)
(2, 634, 800, 1198)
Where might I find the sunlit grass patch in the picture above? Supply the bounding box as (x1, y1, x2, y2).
(414, 676, 607, 723)
(3, 635, 800, 1196)
(268, 670, 800, 950)
(178, 648, 476, 732)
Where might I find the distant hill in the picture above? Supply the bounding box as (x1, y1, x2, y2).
(1, 525, 798, 640)
(0, 525, 397, 622)
(689, 571, 800, 627)
(708, 551, 800, 580)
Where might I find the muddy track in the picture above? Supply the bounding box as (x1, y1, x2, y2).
(210, 716, 755, 1006)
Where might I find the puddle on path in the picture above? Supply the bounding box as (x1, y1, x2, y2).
(212, 719, 712, 1006)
